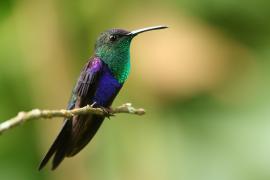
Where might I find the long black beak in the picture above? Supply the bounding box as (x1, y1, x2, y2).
(128, 25, 168, 36)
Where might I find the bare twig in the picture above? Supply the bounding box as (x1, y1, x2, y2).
(0, 103, 145, 135)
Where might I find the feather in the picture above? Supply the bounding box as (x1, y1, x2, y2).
(39, 57, 103, 170)
(38, 120, 72, 170)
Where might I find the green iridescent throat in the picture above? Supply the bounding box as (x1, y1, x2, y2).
(95, 39, 131, 83)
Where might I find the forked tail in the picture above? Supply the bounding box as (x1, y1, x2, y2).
(38, 119, 72, 170)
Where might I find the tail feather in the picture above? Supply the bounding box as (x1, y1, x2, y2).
(51, 145, 67, 170)
(38, 120, 72, 170)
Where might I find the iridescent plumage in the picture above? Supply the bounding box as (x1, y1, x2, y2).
(39, 25, 167, 170)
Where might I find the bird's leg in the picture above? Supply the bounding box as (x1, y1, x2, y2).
(99, 107, 115, 119)
(90, 102, 114, 119)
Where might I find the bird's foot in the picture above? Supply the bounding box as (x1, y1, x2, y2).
(100, 107, 114, 119)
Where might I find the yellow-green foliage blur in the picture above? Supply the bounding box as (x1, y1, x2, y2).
(0, 0, 270, 180)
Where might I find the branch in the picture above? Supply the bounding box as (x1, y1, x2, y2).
(0, 103, 145, 135)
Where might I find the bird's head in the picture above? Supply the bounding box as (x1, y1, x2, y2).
(95, 25, 168, 62)
(94, 25, 167, 83)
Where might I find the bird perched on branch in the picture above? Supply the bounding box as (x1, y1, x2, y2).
(39, 25, 168, 170)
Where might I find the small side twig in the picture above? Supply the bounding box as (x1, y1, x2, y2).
(0, 103, 145, 135)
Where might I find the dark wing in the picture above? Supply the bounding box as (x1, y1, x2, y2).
(39, 57, 103, 170)
(74, 57, 103, 98)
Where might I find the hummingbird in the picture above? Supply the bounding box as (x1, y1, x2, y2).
(38, 25, 168, 170)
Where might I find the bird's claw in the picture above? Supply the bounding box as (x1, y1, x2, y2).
(100, 107, 114, 119)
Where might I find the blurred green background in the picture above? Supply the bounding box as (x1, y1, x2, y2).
(1, 0, 270, 179)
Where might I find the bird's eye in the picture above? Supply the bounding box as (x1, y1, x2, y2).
(109, 35, 117, 42)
